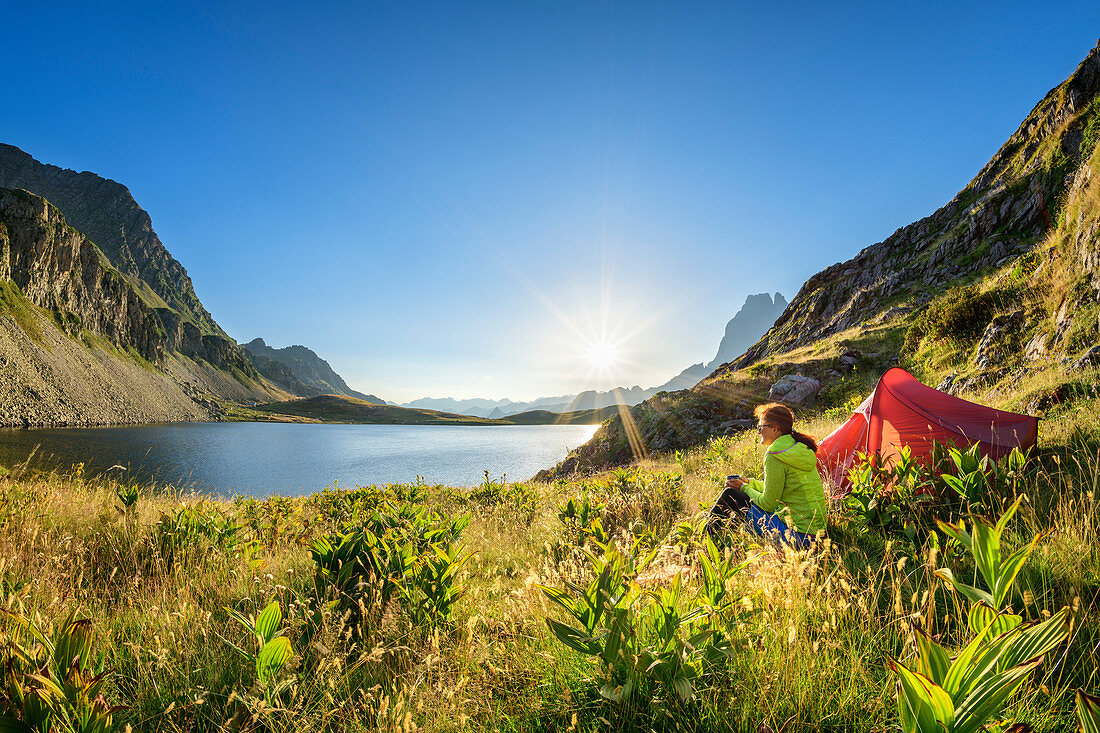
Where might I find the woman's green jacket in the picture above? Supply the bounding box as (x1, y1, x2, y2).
(743, 433, 828, 534)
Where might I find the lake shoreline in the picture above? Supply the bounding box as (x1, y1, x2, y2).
(0, 422, 600, 496)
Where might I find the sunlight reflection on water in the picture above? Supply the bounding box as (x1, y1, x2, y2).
(0, 423, 599, 497)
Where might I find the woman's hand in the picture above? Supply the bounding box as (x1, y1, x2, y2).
(726, 476, 748, 489)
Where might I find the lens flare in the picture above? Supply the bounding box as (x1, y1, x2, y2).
(587, 341, 619, 371)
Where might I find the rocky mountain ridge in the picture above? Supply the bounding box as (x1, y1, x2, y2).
(0, 144, 221, 337)
(730, 42, 1100, 371)
(242, 338, 384, 403)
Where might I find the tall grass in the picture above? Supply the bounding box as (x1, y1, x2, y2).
(0, 413, 1097, 731)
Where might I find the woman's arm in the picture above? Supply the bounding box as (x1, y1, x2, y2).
(744, 454, 787, 512)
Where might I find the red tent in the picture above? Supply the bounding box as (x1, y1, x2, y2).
(817, 367, 1038, 494)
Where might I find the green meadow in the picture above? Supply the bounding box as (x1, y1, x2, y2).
(1, 389, 1099, 732)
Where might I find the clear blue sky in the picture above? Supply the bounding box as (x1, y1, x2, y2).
(2, 2, 1098, 402)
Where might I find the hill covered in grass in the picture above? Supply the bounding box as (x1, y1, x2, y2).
(250, 394, 617, 425)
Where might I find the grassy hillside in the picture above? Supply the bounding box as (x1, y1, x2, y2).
(250, 394, 616, 425)
(501, 405, 620, 425)
(252, 394, 498, 424)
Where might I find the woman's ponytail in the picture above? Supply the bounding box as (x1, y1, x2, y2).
(755, 402, 818, 453)
(791, 430, 818, 453)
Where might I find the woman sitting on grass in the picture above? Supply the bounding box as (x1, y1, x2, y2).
(707, 403, 827, 549)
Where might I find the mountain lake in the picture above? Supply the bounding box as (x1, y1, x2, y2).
(0, 422, 600, 497)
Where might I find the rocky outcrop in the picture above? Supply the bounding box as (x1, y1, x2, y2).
(0, 189, 257, 375)
(974, 311, 1024, 369)
(728, 41, 1100, 371)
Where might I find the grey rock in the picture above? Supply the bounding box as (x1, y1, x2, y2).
(766, 375, 821, 404)
(1024, 333, 1048, 361)
(1053, 300, 1073, 346)
(1071, 345, 1100, 371)
(974, 311, 1024, 369)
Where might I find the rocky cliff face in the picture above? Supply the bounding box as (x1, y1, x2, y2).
(0, 188, 278, 426)
(0, 188, 257, 375)
(0, 145, 261, 376)
(731, 41, 1100, 370)
(0, 144, 220, 337)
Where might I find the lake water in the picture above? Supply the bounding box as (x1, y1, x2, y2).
(0, 422, 599, 497)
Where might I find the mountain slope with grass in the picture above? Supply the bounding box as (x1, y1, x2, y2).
(546, 40, 1100, 478)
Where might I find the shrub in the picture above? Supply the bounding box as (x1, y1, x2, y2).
(904, 285, 1003, 354)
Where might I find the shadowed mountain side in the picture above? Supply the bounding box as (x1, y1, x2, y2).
(252, 395, 616, 425)
(243, 338, 383, 402)
(653, 292, 789, 392)
(498, 406, 620, 425)
(0, 188, 283, 426)
(707, 292, 788, 370)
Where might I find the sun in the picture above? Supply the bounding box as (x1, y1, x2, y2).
(586, 340, 619, 371)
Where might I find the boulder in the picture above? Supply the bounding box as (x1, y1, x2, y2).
(766, 375, 821, 404)
(974, 311, 1024, 369)
(1024, 333, 1048, 361)
(721, 419, 756, 435)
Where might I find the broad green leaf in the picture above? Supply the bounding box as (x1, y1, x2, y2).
(913, 624, 950, 685)
(23, 674, 65, 701)
(537, 585, 588, 627)
(256, 637, 293, 685)
(953, 658, 1041, 733)
(53, 617, 94, 674)
(599, 677, 635, 703)
(1077, 689, 1100, 733)
(672, 675, 694, 702)
(992, 535, 1041, 609)
(995, 609, 1071, 672)
(255, 601, 282, 645)
(970, 523, 1000, 595)
(993, 496, 1022, 537)
(544, 619, 598, 656)
(0, 716, 34, 733)
(889, 659, 953, 733)
(935, 519, 972, 552)
(944, 613, 1002, 699)
(968, 602, 1021, 641)
(935, 569, 995, 607)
